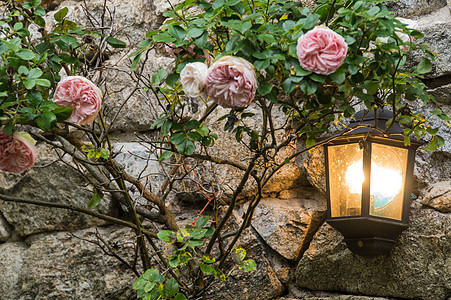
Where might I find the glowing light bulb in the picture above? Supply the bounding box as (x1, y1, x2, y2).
(345, 161, 364, 194)
(371, 164, 403, 208)
(345, 161, 403, 208)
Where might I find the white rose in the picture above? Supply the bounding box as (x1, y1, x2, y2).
(180, 62, 208, 97)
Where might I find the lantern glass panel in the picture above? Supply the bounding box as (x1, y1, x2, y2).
(328, 143, 363, 217)
(369, 143, 408, 220)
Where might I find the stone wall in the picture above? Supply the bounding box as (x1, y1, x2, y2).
(0, 1, 450, 300)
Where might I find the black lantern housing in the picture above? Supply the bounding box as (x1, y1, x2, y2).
(324, 110, 422, 256)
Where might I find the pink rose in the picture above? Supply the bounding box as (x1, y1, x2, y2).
(0, 131, 37, 173)
(53, 76, 102, 125)
(206, 56, 257, 109)
(296, 27, 348, 75)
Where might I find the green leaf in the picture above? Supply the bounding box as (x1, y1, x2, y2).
(163, 278, 179, 298)
(232, 248, 246, 263)
(176, 139, 195, 154)
(194, 31, 208, 48)
(53, 107, 73, 121)
(144, 282, 156, 293)
(417, 58, 432, 74)
(2, 121, 15, 136)
(159, 150, 173, 161)
(367, 6, 380, 16)
(131, 53, 142, 70)
(36, 111, 57, 130)
(132, 278, 146, 290)
(257, 33, 276, 44)
(18, 65, 28, 75)
(168, 25, 186, 41)
(195, 215, 210, 228)
(200, 263, 215, 274)
(202, 255, 215, 263)
(300, 79, 318, 95)
(254, 60, 270, 71)
(35, 78, 51, 87)
(257, 83, 273, 96)
(329, 70, 346, 84)
(302, 14, 320, 31)
(13, 22, 23, 31)
(282, 78, 296, 94)
(142, 269, 162, 282)
(175, 293, 187, 300)
(26, 90, 42, 107)
(16, 49, 35, 60)
(212, 0, 225, 10)
(188, 131, 202, 141)
(222, 20, 252, 35)
(366, 81, 379, 95)
(239, 259, 257, 272)
(184, 120, 200, 130)
(196, 125, 209, 136)
(176, 228, 191, 242)
(169, 258, 180, 268)
(226, 0, 241, 6)
(99, 148, 109, 159)
(152, 69, 168, 85)
(157, 230, 174, 242)
(166, 73, 179, 87)
(190, 228, 208, 239)
(294, 66, 312, 76)
(186, 27, 205, 39)
(23, 79, 36, 89)
(88, 189, 102, 208)
(106, 36, 127, 48)
(34, 7, 46, 17)
(54, 7, 69, 22)
(27, 68, 43, 79)
(153, 32, 176, 43)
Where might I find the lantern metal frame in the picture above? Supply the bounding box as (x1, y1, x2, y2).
(324, 109, 422, 256)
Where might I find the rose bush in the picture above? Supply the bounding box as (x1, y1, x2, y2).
(180, 62, 209, 97)
(296, 27, 348, 75)
(53, 76, 102, 125)
(376, 17, 418, 52)
(205, 56, 257, 109)
(0, 131, 37, 173)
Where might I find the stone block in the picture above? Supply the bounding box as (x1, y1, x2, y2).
(295, 206, 451, 300)
(0, 143, 115, 236)
(249, 197, 326, 261)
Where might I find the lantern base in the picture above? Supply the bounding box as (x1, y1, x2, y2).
(344, 238, 396, 256)
(327, 217, 409, 256)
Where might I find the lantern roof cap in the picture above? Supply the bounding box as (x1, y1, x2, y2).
(349, 109, 403, 135)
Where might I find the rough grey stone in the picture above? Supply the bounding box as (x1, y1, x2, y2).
(297, 145, 326, 194)
(249, 196, 326, 260)
(112, 142, 165, 200)
(384, 0, 447, 17)
(411, 100, 451, 187)
(13, 226, 138, 300)
(295, 205, 451, 300)
(428, 82, 451, 110)
(0, 242, 27, 299)
(0, 211, 12, 242)
(0, 143, 115, 236)
(422, 180, 451, 212)
(410, 20, 451, 78)
(205, 209, 285, 300)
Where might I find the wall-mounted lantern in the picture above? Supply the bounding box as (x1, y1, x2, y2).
(324, 110, 422, 256)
